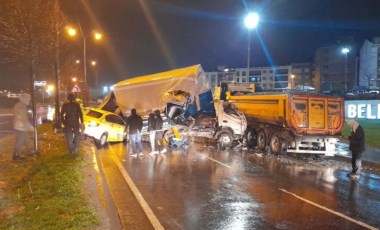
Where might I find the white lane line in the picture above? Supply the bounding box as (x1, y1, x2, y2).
(114, 156, 164, 230)
(279, 188, 377, 230)
(0, 122, 9, 125)
(202, 154, 232, 169)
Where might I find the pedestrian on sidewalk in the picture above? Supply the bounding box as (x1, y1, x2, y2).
(126, 108, 143, 157)
(148, 112, 158, 155)
(154, 110, 167, 154)
(345, 119, 365, 179)
(12, 93, 34, 160)
(60, 93, 84, 155)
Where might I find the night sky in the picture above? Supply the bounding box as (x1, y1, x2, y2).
(1, 0, 380, 89)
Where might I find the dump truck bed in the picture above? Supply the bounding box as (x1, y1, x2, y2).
(227, 92, 345, 136)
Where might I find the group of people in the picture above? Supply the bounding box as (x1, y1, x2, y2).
(60, 92, 168, 158)
(125, 108, 166, 157)
(12, 93, 366, 181)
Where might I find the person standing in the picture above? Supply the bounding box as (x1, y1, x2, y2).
(13, 93, 34, 160)
(126, 108, 143, 157)
(154, 110, 167, 154)
(346, 119, 365, 179)
(60, 93, 84, 155)
(147, 112, 157, 155)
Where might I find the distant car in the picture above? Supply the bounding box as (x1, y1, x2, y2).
(369, 90, 380, 95)
(83, 108, 127, 147)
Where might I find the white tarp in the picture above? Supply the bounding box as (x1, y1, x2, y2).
(111, 64, 210, 115)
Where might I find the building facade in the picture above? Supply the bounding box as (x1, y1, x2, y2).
(359, 37, 380, 89)
(314, 45, 357, 92)
(290, 62, 314, 90)
(205, 65, 293, 91)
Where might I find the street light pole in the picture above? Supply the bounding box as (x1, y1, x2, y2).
(244, 13, 259, 81)
(247, 31, 251, 79)
(67, 26, 102, 105)
(78, 22, 88, 105)
(342, 47, 350, 92)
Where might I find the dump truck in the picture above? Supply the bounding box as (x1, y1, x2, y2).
(217, 83, 345, 156)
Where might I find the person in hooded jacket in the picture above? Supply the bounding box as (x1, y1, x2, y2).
(345, 119, 365, 179)
(60, 93, 84, 155)
(13, 93, 34, 160)
(126, 108, 143, 156)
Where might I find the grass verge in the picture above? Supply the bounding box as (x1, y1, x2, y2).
(0, 124, 101, 229)
(341, 119, 380, 149)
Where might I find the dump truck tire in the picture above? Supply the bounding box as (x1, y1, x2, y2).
(269, 133, 286, 154)
(257, 129, 267, 151)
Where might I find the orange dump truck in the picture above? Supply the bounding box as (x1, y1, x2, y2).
(220, 85, 345, 156)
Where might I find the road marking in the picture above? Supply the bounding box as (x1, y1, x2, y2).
(114, 156, 164, 230)
(279, 188, 377, 230)
(202, 154, 232, 169)
(0, 122, 10, 125)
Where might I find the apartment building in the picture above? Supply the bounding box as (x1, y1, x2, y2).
(205, 65, 292, 91)
(359, 37, 380, 89)
(314, 44, 357, 92)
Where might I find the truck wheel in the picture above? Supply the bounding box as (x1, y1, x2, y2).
(256, 129, 267, 151)
(246, 128, 257, 148)
(269, 134, 284, 154)
(96, 133, 108, 147)
(218, 132, 233, 149)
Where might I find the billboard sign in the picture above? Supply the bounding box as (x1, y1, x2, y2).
(345, 100, 380, 119)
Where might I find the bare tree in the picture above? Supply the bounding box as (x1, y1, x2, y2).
(0, 0, 66, 152)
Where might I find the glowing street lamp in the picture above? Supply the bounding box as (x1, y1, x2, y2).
(67, 26, 103, 105)
(94, 32, 102, 41)
(342, 47, 350, 92)
(244, 12, 260, 79)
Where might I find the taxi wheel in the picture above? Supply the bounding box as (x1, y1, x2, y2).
(96, 133, 108, 147)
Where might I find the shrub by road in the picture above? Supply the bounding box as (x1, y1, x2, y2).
(0, 124, 105, 229)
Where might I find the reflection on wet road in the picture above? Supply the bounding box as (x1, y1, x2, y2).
(98, 142, 380, 229)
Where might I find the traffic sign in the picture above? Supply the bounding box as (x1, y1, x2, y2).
(71, 84, 81, 93)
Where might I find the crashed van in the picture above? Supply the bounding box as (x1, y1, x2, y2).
(98, 64, 247, 148)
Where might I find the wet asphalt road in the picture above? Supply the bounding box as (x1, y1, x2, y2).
(95, 141, 380, 230)
(0, 114, 13, 138)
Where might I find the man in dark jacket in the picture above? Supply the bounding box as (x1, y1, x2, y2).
(346, 119, 365, 179)
(154, 110, 166, 154)
(126, 108, 143, 156)
(147, 112, 157, 155)
(61, 93, 84, 155)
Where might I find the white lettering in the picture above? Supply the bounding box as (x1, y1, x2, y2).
(357, 104, 366, 118)
(367, 104, 376, 119)
(347, 104, 357, 118)
(345, 101, 380, 120)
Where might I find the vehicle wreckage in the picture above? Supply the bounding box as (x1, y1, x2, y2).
(97, 64, 345, 156)
(98, 64, 247, 149)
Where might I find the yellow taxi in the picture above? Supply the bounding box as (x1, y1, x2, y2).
(83, 108, 126, 147)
